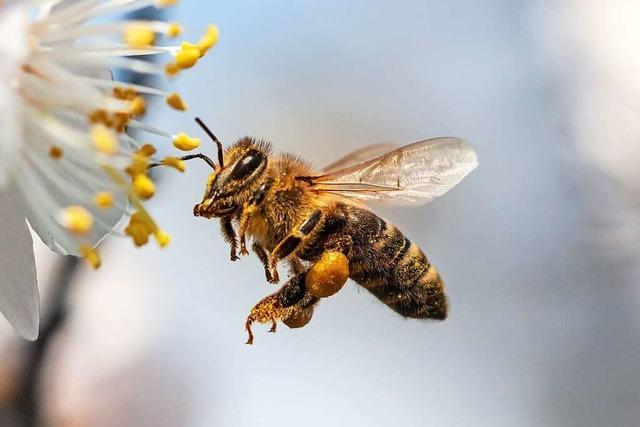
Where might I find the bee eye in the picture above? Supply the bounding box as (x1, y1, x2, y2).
(229, 151, 265, 180)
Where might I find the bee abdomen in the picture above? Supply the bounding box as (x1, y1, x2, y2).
(353, 225, 447, 320)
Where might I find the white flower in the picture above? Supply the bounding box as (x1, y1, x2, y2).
(0, 0, 218, 340)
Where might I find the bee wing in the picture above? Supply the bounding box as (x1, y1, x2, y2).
(310, 137, 478, 206)
(320, 143, 398, 174)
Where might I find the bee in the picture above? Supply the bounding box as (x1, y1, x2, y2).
(152, 118, 477, 344)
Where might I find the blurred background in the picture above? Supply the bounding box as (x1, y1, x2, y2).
(2, 0, 640, 426)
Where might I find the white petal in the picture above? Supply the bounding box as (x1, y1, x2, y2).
(0, 185, 40, 340)
(0, 3, 28, 189)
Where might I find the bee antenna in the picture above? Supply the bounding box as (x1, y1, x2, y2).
(148, 154, 216, 170)
(195, 117, 224, 168)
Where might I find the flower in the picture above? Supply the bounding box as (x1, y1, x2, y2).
(0, 0, 218, 340)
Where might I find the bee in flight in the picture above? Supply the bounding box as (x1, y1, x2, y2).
(152, 118, 477, 344)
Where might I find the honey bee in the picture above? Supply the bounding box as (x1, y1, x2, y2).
(152, 118, 477, 344)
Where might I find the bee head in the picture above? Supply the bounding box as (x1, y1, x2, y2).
(194, 134, 272, 219)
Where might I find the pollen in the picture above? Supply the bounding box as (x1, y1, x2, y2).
(172, 133, 201, 151)
(94, 192, 115, 209)
(125, 211, 157, 247)
(166, 92, 188, 111)
(60, 206, 94, 235)
(80, 245, 102, 270)
(49, 146, 63, 159)
(91, 125, 118, 155)
(162, 156, 186, 172)
(124, 23, 156, 47)
(129, 96, 147, 117)
(132, 174, 155, 200)
(165, 62, 180, 77)
(167, 22, 182, 38)
(137, 144, 157, 158)
(154, 229, 171, 247)
(198, 25, 219, 56)
(175, 42, 201, 69)
(156, 0, 178, 6)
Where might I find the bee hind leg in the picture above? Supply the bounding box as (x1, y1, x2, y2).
(244, 273, 314, 344)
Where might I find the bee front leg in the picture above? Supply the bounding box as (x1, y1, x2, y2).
(220, 217, 240, 261)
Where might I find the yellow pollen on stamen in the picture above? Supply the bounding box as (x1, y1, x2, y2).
(129, 96, 147, 117)
(172, 133, 201, 151)
(61, 206, 94, 235)
(154, 229, 171, 247)
(198, 25, 219, 57)
(125, 211, 156, 247)
(175, 42, 201, 69)
(94, 192, 114, 209)
(165, 62, 180, 77)
(80, 245, 102, 269)
(49, 146, 63, 159)
(167, 22, 183, 38)
(124, 23, 156, 48)
(137, 143, 157, 158)
(162, 156, 186, 172)
(166, 92, 188, 111)
(91, 125, 118, 155)
(132, 174, 155, 200)
(156, 0, 178, 6)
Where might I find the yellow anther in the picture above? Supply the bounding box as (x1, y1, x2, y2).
(162, 156, 186, 172)
(165, 62, 180, 77)
(80, 245, 102, 269)
(124, 23, 156, 48)
(113, 87, 137, 100)
(167, 22, 182, 38)
(156, 0, 178, 6)
(166, 92, 188, 111)
(198, 25, 219, 56)
(175, 42, 200, 69)
(154, 229, 171, 247)
(172, 133, 201, 151)
(60, 206, 94, 235)
(91, 125, 118, 155)
(132, 174, 155, 200)
(49, 145, 63, 159)
(129, 96, 147, 117)
(125, 211, 156, 247)
(137, 144, 157, 158)
(94, 191, 114, 209)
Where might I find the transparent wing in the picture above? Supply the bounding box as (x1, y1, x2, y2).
(321, 143, 398, 174)
(310, 137, 478, 206)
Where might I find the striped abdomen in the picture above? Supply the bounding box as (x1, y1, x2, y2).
(347, 207, 448, 320)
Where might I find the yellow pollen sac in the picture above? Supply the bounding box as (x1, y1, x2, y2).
(132, 174, 156, 200)
(175, 42, 201, 69)
(137, 143, 157, 158)
(125, 211, 156, 247)
(162, 156, 186, 172)
(165, 62, 180, 77)
(91, 125, 118, 155)
(80, 245, 102, 270)
(166, 92, 188, 111)
(124, 23, 156, 48)
(198, 25, 219, 56)
(156, 0, 178, 6)
(172, 133, 201, 151)
(167, 22, 182, 38)
(154, 229, 171, 247)
(129, 96, 147, 117)
(49, 145, 63, 159)
(61, 206, 94, 235)
(94, 191, 114, 209)
(306, 251, 350, 298)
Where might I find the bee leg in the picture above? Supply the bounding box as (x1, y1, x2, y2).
(269, 210, 323, 284)
(244, 273, 312, 344)
(289, 257, 306, 275)
(220, 217, 240, 261)
(252, 241, 274, 283)
(238, 181, 273, 257)
(269, 321, 277, 333)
